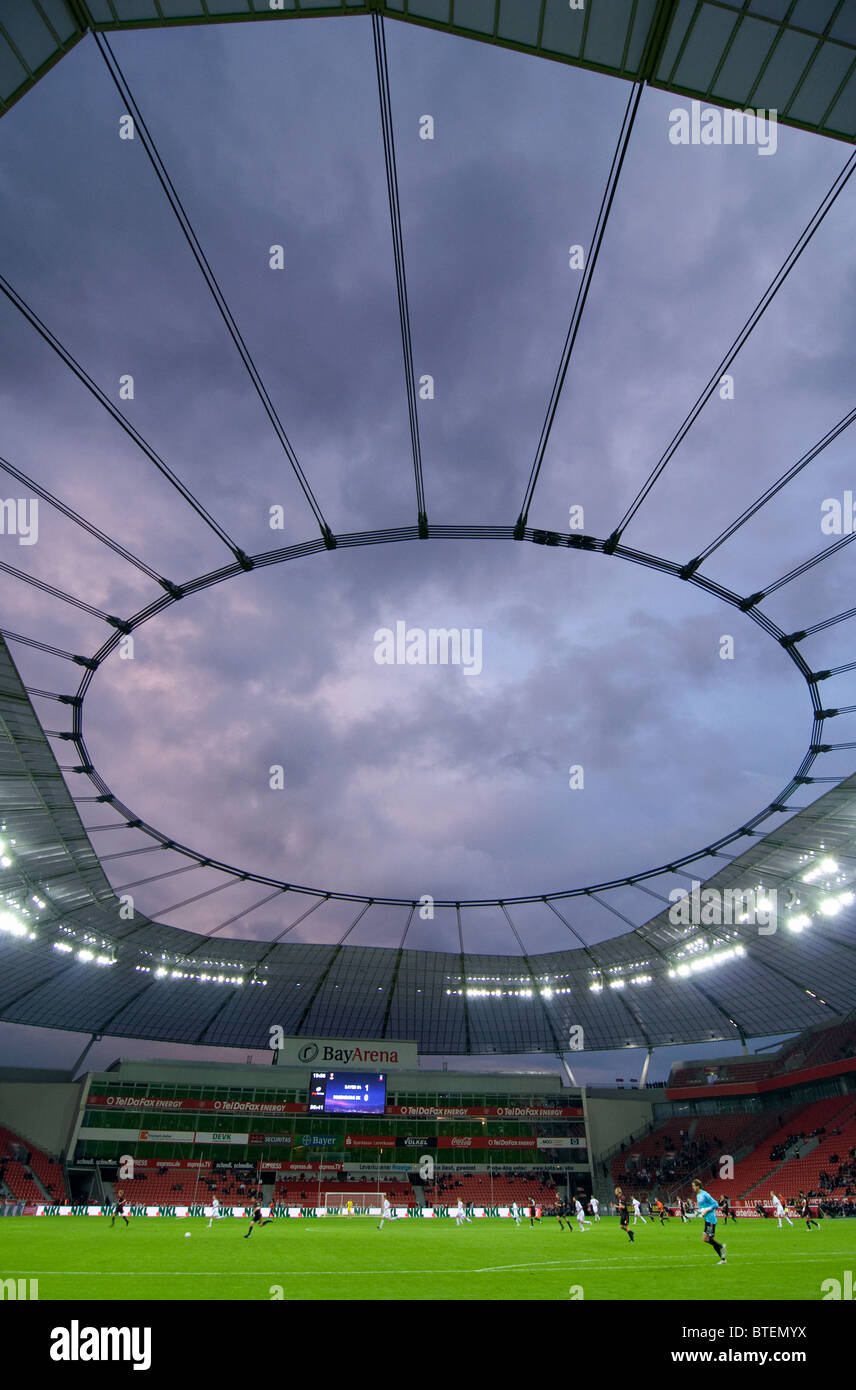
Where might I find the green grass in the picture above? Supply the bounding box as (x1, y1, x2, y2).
(2, 1215, 854, 1300)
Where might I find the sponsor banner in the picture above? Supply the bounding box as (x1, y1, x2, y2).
(247, 1133, 293, 1146)
(276, 1036, 417, 1070)
(485, 1137, 538, 1149)
(87, 1093, 583, 1120)
(535, 1137, 587, 1150)
(78, 1127, 145, 1144)
(193, 1132, 246, 1145)
(129, 1158, 212, 1170)
(71, 1157, 214, 1171)
(139, 1129, 189, 1143)
(277, 1162, 344, 1173)
(436, 1135, 537, 1150)
(343, 1162, 414, 1173)
(388, 1105, 582, 1120)
(297, 1135, 338, 1148)
(344, 1135, 398, 1148)
(87, 1095, 306, 1116)
(398, 1135, 437, 1148)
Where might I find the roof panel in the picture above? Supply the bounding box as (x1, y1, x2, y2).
(0, 31, 28, 100)
(0, 0, 852, 143)
(786, 39, 854, 122)
(751, 24, 821, 111)
(710, 14, 779, 102)
(672, 2, 739, 93)
(496, 0, 540, 48)
(831, 0, 856, 45)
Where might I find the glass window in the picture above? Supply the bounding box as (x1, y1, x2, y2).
(711, 15, 779, 102)
(497, 0, 540, 47)
(672, 3, 739, 92)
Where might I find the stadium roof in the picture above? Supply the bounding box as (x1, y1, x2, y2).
(1, 1, 856, 1054)
(3, 631, 856, 1052)
(1, 1, 855, 145)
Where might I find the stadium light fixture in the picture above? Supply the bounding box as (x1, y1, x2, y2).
(787, 914, 811, 932)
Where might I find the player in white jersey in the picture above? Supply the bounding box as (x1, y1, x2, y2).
(771, 1192, 793, 1227)
(453, 1199, 465, 1226)
(574, 1198, 592, 1231)
(207, 1196, 222, 1228)
(378, 1196, 393, 1229)
(510, 1200, 521, 1226)
(631, 1196, 647, 1224)
(590, 1195, 600, 1221)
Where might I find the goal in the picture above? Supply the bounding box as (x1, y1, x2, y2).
(323, 1192, 386, 1214)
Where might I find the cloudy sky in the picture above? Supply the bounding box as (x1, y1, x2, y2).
(1, 12, 855, 981)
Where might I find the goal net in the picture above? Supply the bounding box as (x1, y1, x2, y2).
(323, 1192, 386, 1213)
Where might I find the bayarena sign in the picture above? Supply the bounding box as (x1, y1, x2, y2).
(277, 1036, 418, 1070)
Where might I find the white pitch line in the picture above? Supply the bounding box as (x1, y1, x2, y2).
(7, 1245, 855, 1281)
(0, 1267, 571, 1277)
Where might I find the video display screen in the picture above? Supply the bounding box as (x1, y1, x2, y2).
(308, 1071, 387, 1115)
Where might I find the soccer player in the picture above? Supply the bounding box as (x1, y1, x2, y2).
(244, 1202, 272, 1238)
(652, 1197, 668, 1225)
(346, 1199, 354, 1218)
(771, 1192, 793, 1227)
(110, 1188, 129, 1229)
(553, 1198, 570, 1232)
(614, 1187, 634, 1243)
(719, 1195, 731, 1226)
(207, 1195, 222, 1228)
(574, 1196, 592, 1231)
(510, 1200, 521, 1227)
(691, 1179, 727, 1264)
(528, 1196, 542, 1226)
(797, 1191, 820, 1230)
(452, 1198, 465, 1227)
(378, 1196, 393, 1229)
(464, 1200, 473, 1224)
(590, 1195, 600, 1222)
(631, 1195, 647, 1225)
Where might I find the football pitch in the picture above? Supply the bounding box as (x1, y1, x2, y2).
(4, 1215, 855, 1300)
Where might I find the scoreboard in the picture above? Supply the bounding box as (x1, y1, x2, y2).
(308, 1071, 387, 1115)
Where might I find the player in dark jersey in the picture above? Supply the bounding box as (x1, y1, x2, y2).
(110, 1187, 129, 1228)
(614, 1186, 635, 1243)
(719, 1195, 731, 1225)
(551, 1198, 570, 1231)
(528, 1196, 542, 1226)
(244, 1203, 272, 1238)
(797, 1191, 820, 1229)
